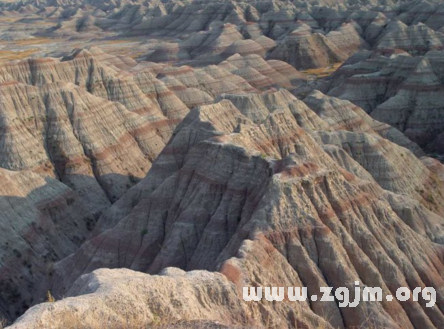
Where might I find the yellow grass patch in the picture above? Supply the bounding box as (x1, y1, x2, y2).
(0, 17, 17, 22)
(12, 37, 56, 45)
(128, 51, 147, 59)
(0, 49, 38, 63)
(103, 39, 137, 44)
(302, 62, 343, 78)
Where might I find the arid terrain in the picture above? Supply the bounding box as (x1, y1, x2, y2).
(1, 0, 444, 328)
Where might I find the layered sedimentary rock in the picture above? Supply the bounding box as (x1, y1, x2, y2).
(9, 268, 258, 329)
(4, 0, 444, 327)
(377, 21, 444, 55)
(0, 53, 182, 207)
(269, 26, 349, 69)
(326, 23, 369, 56)
(0, 49, 301, 211)
(0, 47, 309, 322)
(10, 0, 443, 73)
(17, 91, 443, 328)
(0, 168, 93, 320)
(325, 50, 444, 151)
(0, 49, 189, 321)
(303, 90, 424, 155)
(221, 54, 306, 88)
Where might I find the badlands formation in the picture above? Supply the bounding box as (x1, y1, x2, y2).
(1, 0, 444, 328)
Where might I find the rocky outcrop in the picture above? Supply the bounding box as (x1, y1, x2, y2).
(0, 49, 186, 321)
(4, 0, 444, 327)
(377, 22, 444, 55)
(0, 55, 178, 207)
(8, 0, 434, 73)
(9, 268, 258, 329)
(221, 54, 306, 88)
(27, 93, 444, 329)
(0, 47, 309, 322)
(0, 168, 93, 320)
(303, 90, 424, 155)
(326, 23, 369, 56)
(269, 25, 349, 69)
(325, 50, 444, 152)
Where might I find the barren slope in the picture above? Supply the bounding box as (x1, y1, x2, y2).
(12, 91, 444, 328)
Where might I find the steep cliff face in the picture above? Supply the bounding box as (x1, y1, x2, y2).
(19, 92, 443, 328)
(0, 49, 190, 319)
(0, 168, 93, 320)
(0, 49, 302, 211)
(3, 0, 444, 326)
(0, 47, 309, 322)
(325, 50, 444, 152)
(303, 90, 424, 155)
(269, 27, 349, 70)
(0, 58, 175, 207)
